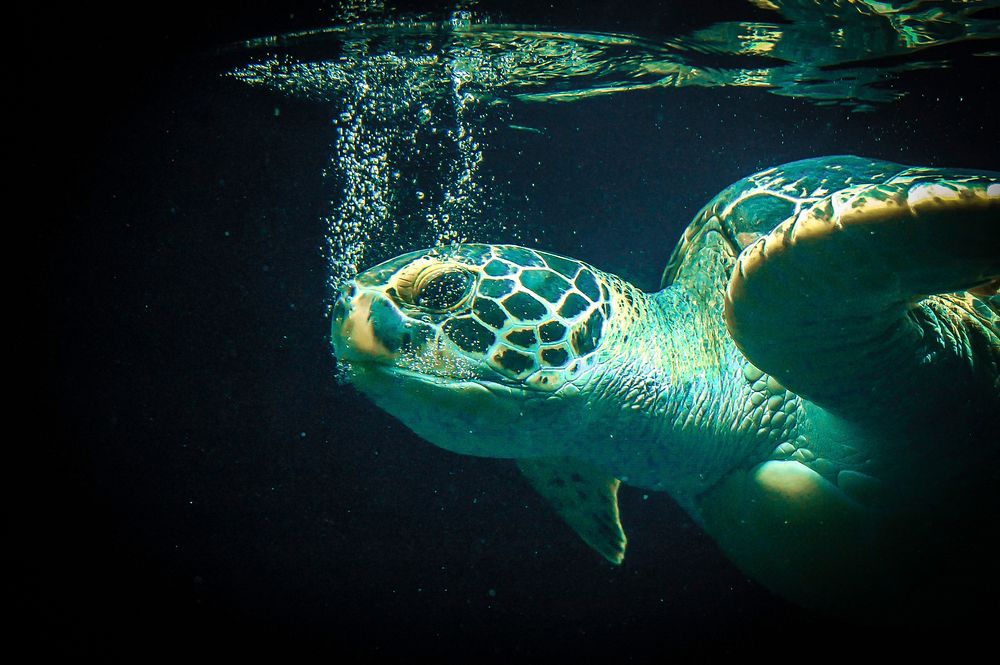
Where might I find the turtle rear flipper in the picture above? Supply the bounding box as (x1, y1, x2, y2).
(724, 169, 1000, 424)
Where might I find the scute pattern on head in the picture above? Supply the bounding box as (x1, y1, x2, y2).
(354, 244, 617, 392)
(459, 245, 613, 389)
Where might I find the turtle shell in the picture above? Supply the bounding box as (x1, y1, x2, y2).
(660, 155, 909, 291)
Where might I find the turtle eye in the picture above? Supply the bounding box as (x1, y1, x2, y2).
(394, 260, 474, 312)
(415, 269, 472, 311)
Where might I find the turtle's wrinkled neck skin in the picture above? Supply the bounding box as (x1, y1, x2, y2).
(574, 276, 773, 507)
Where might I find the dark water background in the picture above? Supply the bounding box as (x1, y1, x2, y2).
(35, 0, 999, 661)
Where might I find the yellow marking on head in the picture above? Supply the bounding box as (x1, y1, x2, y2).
(338, 294, 396, 361)
(391, 256, 436, 303)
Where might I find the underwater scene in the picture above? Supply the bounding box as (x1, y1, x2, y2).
(40, 0, 998, 661)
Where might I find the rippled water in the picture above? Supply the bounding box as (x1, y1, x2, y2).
(225, 0, 999, 299)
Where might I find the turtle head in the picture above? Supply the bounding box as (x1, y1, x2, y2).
(330, 243, 615, 458)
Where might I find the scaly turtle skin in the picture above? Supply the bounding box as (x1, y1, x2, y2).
(330, 156, 1000, 623)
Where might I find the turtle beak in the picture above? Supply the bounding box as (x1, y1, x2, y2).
(330, 282, 398, 364)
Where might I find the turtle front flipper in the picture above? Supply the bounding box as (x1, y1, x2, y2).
(725, 166, 999, 425)
(517, 458, 627, 564)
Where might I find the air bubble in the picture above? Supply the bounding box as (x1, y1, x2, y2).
(228, 28, 525, 305)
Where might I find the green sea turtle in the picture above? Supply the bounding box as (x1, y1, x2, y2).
(329, 155, 999, 623)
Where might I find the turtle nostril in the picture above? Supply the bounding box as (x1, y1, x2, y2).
(332, 282, 358, 324)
